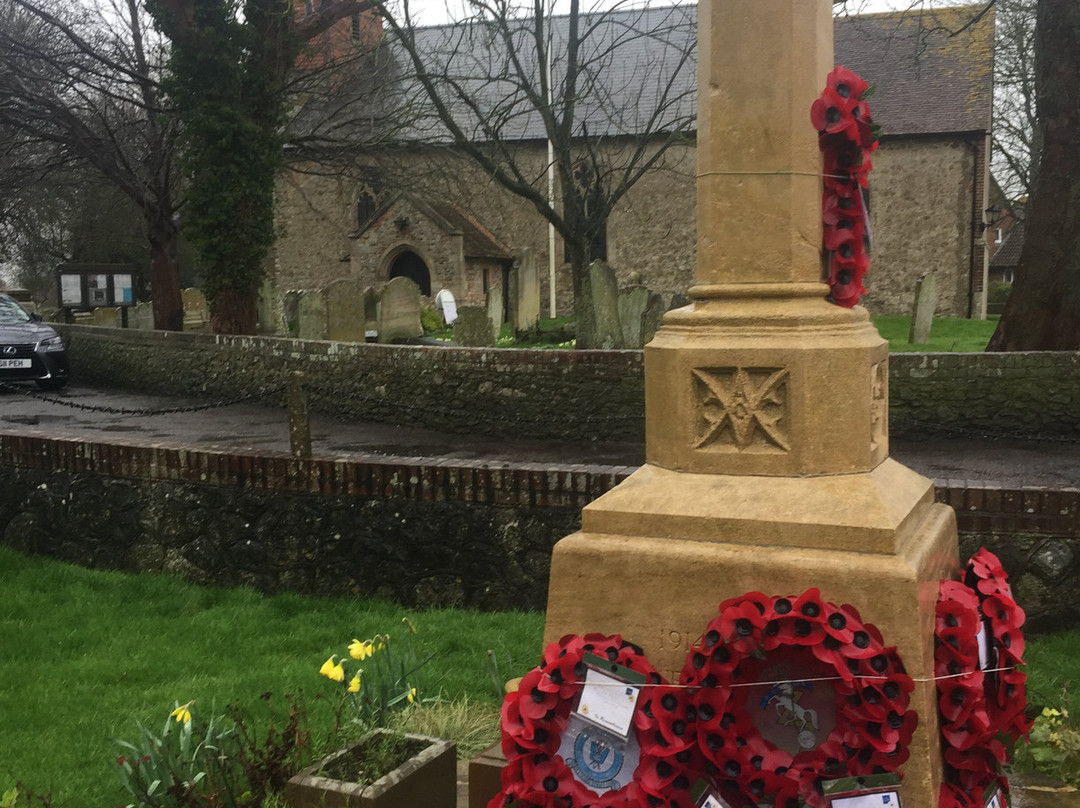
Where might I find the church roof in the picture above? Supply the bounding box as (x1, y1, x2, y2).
(833, 5, 995, 136)
(292, 4, 994, 149)
(393, 3, 993, 142)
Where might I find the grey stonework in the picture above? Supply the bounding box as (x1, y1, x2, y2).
(0, 464, 576, 611)
(271, 135, 984, 320)
(0, 455, 1076, 626)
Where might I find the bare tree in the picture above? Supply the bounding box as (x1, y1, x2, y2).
(992, 0, 1038, 204)
(377, 0, 697, 348)
(0, 0, 184, 329)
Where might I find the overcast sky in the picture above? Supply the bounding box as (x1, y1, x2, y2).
(395, 0, 954, 27)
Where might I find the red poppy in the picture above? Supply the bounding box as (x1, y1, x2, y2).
(966, 548, 1009, 593)
(718, 599, 767, 655)
(811, 95, 858, 140)
(940, 782, 979, 808)
(828, 65, 870, 104)
(518, 669, 561, 723)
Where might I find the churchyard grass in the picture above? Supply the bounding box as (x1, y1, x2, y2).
(0, 546, 544, 807)
(438, 314, 995, 352)
(870, 315, 998, 352)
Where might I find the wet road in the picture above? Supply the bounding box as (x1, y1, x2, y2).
(1, 381, 1078, 487)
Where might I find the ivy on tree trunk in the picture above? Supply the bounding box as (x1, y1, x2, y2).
(147, 0, 296, 335)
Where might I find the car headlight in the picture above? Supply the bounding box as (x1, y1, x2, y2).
(38, 335, 65, 351)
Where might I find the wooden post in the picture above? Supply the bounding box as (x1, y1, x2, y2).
(288, 372, 311, 459)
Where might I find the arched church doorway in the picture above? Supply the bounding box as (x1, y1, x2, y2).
(389, 250, 431, 296)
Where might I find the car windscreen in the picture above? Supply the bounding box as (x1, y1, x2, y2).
(0, 296, 32, 325)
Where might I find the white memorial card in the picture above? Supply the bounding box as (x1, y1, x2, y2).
(575, 667, 641, 738)
(977, 622, 990, 670)
(831, 791, 901, 808)
(700, 794, 736, 808)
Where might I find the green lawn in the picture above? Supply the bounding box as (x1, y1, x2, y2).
(871, 315, 999, 352)
(0, 546, 1071, 806)
(0, 547, 544, 807)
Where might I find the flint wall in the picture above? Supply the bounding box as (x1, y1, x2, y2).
(56, 326, 1080, 440)
(0, 432, 1076, 629)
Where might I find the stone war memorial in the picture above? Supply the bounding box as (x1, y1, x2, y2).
(485, 3, 1032, 808)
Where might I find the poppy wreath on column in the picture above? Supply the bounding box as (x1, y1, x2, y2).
(811, 66, 880, 308)
(491, 633, 698, 808)
(681, 589, 916, 808)
(964, 548, 1032, 743)
(934, 579, 999, 807)
(934, 549, 1031, 808)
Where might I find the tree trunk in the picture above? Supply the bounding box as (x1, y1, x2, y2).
(147, 209, 184, 331)
(568, 242, 596, 349)
(987, 0, 1080, 351)
(208, 288, 258, 335)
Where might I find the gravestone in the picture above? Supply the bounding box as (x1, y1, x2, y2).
(377, 277, 423, 343)
(181, 288, 208, 331)
(486, 281, 504, 342)
(91, 306, 120, 327)
(589, 260, 623, 349)
(543, 4, 957, 807)
(326, 279, 368, 342)
(363, 287, 379, 340)
(617, 285, 664, 349)
(282, 291, 302, 337)
(297, 289, 328, 341)
(257, 276, 279, 335)
(908, 270, 938, 344)
(510, 249, 541, 334)
(453, 306, 496, 347)
(133, 302, 155, 330)
(435, 288, 458, 325)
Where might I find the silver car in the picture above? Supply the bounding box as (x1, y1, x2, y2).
(0, 293, 70, 390)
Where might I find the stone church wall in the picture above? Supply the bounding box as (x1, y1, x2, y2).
(864, 137, 978, 318)
(271, 135, 978, 320)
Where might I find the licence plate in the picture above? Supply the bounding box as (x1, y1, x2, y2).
(0, 358, 31, 369)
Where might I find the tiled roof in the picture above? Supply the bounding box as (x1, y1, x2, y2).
(990, 220, 1025, 269)
(834, 6, 995, 136)
(395, 4, 992, 141)
(421, 200, 513, 259)
(295, 5, 994, 146)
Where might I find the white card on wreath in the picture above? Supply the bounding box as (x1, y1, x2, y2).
(575, 667, 641, 738)
(831, 790, 901, 808)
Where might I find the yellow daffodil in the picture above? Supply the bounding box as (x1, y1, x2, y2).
(348, 673, 362, 693)
(402, 617, 417, 634)
(349, 638, 373, 660)
(319, 656, 345, 683)
(406, 687, 417, 704)
(170, 701, 194, 724)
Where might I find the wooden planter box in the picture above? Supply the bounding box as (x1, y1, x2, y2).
(285, 731, 456, 808)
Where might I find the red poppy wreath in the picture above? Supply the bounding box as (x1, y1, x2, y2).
(681, 589, 916, 808)
(812, 65, 880, 309)
(935, 549, 1032, 807)
(491, 633, 698, 808)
